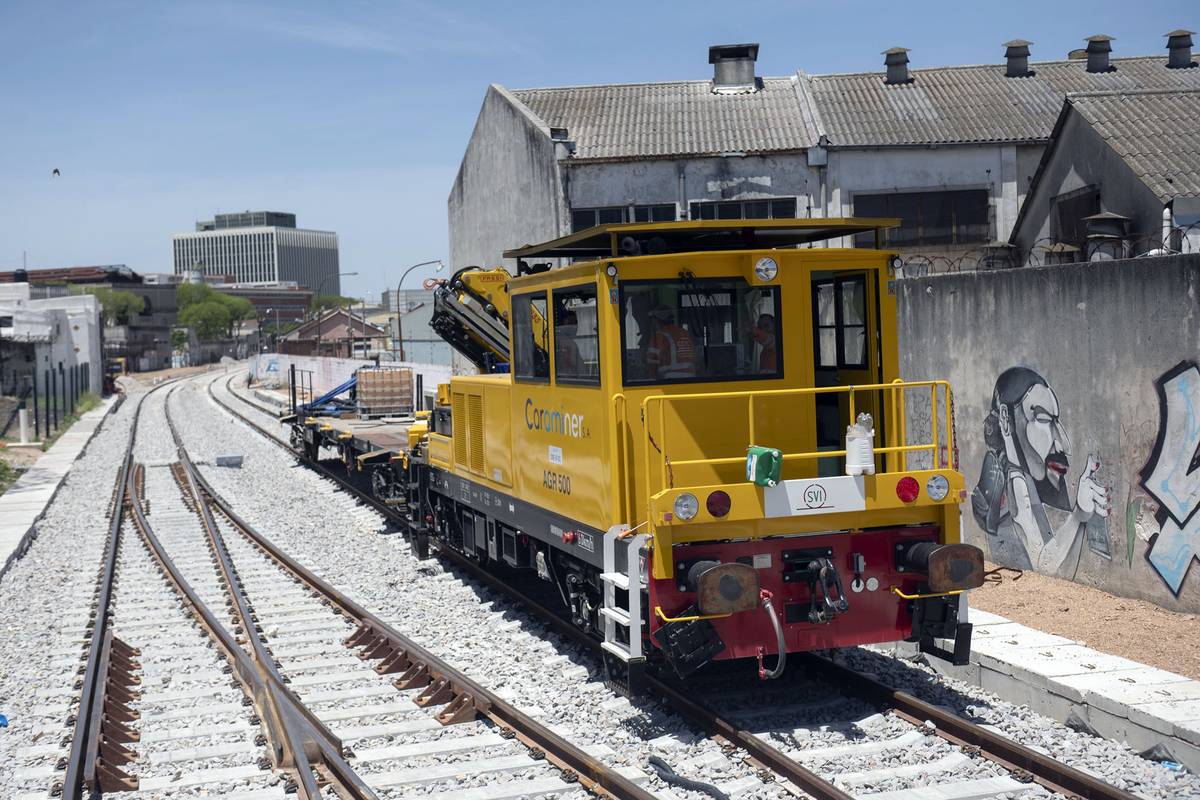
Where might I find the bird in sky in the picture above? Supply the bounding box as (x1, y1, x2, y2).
(52, 168, 60, 177)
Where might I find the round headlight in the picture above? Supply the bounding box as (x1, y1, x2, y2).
(754, 257, 778, 282)
(889, 255, 903, 271)
(673, 493, 699, 520)
(926, 474, 950, 502)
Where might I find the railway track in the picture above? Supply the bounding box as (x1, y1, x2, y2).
(55, 378, 653, 799)
(205, 367, 1154, 800)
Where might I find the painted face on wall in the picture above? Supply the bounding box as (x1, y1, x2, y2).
(1014, 383, 1071, 487)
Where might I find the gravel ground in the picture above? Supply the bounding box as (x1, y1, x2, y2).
(0, 389, 138, 797)
(194, 373, 774, 798)
(185, 369, 1200, 799)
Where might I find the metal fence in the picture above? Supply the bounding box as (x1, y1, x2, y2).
(20, 362, 92, 441)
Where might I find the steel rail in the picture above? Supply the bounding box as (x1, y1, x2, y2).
(161, 384, 378, 799)
(210, 370, 1142, 800)
(210, 371, 854, 798)
(184, 457, 655, 800)
(802, 654, 1142, 800)
(61, 383, 159, 800)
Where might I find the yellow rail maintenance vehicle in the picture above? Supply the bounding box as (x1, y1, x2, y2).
(303, 218, 985, 691)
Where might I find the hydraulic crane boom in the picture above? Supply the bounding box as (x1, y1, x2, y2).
(429, 267, 512, 371)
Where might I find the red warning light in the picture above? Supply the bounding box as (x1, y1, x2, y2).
(706, 491, 732, 517)
(896, 476, 920, 503)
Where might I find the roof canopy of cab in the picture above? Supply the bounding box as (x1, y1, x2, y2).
(503, 217, 902, 260)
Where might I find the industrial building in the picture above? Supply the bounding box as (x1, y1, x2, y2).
(450, 34, 1200, 271)
(378, 288, 453, 365)
(1011, 86, 1200, 262)
(171, 211, 341, 293)
(0, 265, 176, 372)
(0, 283, 103, 396)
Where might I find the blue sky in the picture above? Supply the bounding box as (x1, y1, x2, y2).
(0, 0, 1192, 297)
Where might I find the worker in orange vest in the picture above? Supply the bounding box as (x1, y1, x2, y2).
(751, 313, 778, 373)
(645, 304, 697, 379)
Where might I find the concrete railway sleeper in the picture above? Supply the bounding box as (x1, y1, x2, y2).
(175, 420, 656, 799)
(167, 379, 653, 799)
(209, 368, 1152, 800)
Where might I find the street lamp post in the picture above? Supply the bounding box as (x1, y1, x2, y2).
(394, 259, 443, 362)
(315, 271, 358, 357)
(265, 307, 281, 351)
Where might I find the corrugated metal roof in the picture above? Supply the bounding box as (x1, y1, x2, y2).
(505, 54, 1200, 158)
(1067, 88, 1200, 201)
(804, 54, 1200, 147)
(510, 78, 815, 161)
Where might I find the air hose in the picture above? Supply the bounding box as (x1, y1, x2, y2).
(757, 589, 787, 680)
(648, 755, 731, 800)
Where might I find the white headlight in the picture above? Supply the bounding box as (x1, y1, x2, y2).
(926, 474, 949, 501)
(754, 257, 778, 282)
(673, 493, 699, 520)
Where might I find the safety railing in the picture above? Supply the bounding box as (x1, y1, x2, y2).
(639, 379, 955, 499)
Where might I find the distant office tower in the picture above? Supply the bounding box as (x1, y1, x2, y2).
(171, 211, 340, 293)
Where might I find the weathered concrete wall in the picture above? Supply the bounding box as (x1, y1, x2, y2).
(448, 86, 566, 270)
(899, 254, 1200, 613)
(251, 353, 454, 402)
(566, 154, 818, 217)
(830, 142, 1044, 249)
(1010, 109, 1165, 260)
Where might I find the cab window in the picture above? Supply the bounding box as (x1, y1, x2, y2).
(553, 285, 600, 385)
(813, 277, 867, 370)
(620, 278, 781, 385)
(512, 292, 549, 381)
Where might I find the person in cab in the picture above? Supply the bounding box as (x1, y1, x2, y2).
(645, 304, 697, 380)
(751, 312, 778, 373)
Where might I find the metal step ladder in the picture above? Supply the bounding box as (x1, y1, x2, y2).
(599, 525, 649, 664)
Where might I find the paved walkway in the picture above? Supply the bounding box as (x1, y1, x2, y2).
(882, 607, 1200, 771)
(0, 395, 121, 578)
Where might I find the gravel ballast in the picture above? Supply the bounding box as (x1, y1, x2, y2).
(202, 369, 1200, 799)
(0, 390, 139, 796)
(6, 367, 1192, 799)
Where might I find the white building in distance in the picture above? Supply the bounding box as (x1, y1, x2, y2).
(171, 211, 341, 294)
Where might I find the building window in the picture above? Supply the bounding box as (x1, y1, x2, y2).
(853, 189, 989, 248)
(571, 206, 625, 232)
(553, 285, 600, 385)
(632, 204, 676, 223)
(571, 204, 677, 231)
(689, 198, 796, 221)
(813, 276, 867, 370)
(1050, 185, 1100, 252)
(512, 292, 550, 382)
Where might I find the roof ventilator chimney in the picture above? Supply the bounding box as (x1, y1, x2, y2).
(1166, 29, 1197, 69)
(883, 48, 912, 85)
(1085, 34, 1115, 73)
(709, 44, 760, 94)
(1004, 40, 1034, 77)
(550, 127, 575, 159)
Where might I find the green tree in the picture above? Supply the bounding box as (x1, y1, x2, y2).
(176, 283, 257, 337)
(177, 281, 214, 310)
(222, 295, 255, 337)
(170, 328, 189, 352)
(73, 286, 145, 325)
(178, 300, 231, 341)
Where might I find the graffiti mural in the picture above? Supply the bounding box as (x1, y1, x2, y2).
(971, 367, 1111, 575)
(1138, 361, 1200, 595)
